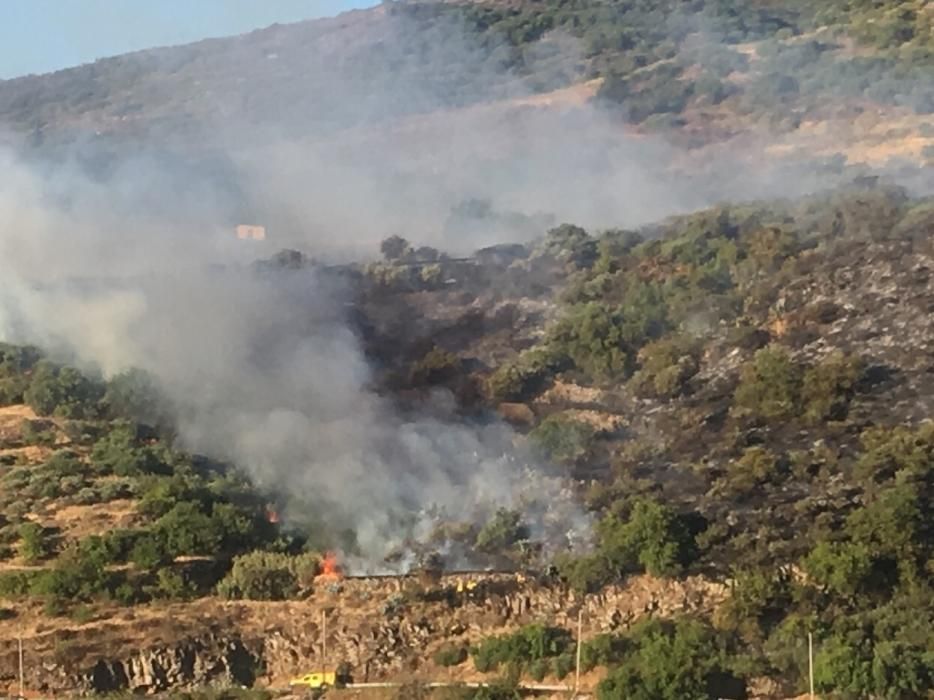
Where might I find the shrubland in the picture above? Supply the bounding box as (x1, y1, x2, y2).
(2, 182, 934, 698)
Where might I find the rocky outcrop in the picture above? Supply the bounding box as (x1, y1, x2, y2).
(85, 635, 261, 694)
(0, 629, 262, 696)
(0, 573, 727, 696)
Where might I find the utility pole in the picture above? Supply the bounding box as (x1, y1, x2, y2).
(18, 634, 24, 699)
(808, 632, 815, 699)
(321, 610, 328, 668)
(574, 609, 583, 696)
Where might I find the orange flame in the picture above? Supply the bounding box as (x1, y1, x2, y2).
(265, 505, 280, 524)
(315, 551, 343, 582)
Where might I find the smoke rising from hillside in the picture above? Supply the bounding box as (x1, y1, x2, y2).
(0, 148, 590, 570)
(1, 3, 930, 569)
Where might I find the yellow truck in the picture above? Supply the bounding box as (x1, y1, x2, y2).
(289, 671, 337, 690)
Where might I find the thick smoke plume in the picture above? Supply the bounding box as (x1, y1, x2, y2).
(1, 4, 929, 570)
(0, 149, 592, 571)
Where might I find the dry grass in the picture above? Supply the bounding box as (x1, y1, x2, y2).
(0, 445, 52, 465)
(536, 380, 605, 407)
(47, 499, 141, 541)
(0, 404, 39, 424)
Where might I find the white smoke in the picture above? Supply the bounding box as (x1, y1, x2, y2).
(0, 3, 928, 571)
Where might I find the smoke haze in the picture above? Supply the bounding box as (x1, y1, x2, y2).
(0, 4, 930, 569)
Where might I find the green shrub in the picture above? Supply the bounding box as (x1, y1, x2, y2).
(580, 634, 628, 672)
(551, 654, 575, 680)
(597, 619, 741, 700)
(557, 499, 698, 593)
(216, 550, 319, 601)
(99, 479, 135, 501)
(70, 604, 96, 624)
(720, 446, 782, 497)
(802, 541, 873, 598)
(0, 374, 29, 406)
(18, 522, 55, 563)
(44, 450, 84, 477)
(802, 351, 863, 422)
(19, 419, 56, 446)
(547, 301, 657, 382)
(24, 361, 104, 419)
(103, 368, 171, 426)
(59, 474, 86, 497)
(535, 223, 597, 268)
(854, 422, 934, 484)
(0, 571, 34, 597)
(473, 624, 573, 673)
(433, 644, 469, 667)
(113, 580, 145, 606)
(554, 552, 614, 594)
(630, 335, 700, 398)
(30, 545, 112, 604)
(91, 423, 171, 477)
(475, 509, 530, 554)
(129, 531, 172, 569)
(409, 347, 461, 386)
(152, 568, 197, 600)
(717, 568, 792, 637)
(529, 414, 595, 463)
(595, 498, 697, 578)
(734, 345, 802, 419)
(527, 658, 548, 682)
(101, 528, 146, 563)
(487, 348, 564, 402)
(73, 487, 101, 505)
(380, 235, 412, 261)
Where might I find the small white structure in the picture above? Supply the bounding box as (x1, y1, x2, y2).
(235, 224, 267, 241)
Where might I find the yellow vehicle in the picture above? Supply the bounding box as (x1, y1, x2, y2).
(289, 671, 337, 689)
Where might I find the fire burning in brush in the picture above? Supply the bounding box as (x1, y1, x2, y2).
(265, 504, 280, 524)
(315, 551, 344, 583)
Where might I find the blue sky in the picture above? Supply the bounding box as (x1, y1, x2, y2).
(0, 1, 376, 79)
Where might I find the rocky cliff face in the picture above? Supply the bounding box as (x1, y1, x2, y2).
(86, 635, 261, 694)
(0, 573, 726, 695)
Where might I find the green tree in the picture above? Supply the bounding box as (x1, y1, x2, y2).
(734, 345, 802, 419)
(129, 531, 171, 569)
(409, 347, 461, 386)
(380, 235, 412, 261)
(630, 334, 700, 398)
(597, 498, 696, 577)
(104, 368, 171, 427)
(475, 509, 529, 554)
(91, 423, 171, 477)
(597, 619, 742, 700)
(548, 302, 633, 381)
(529, 414, 595, 463)
(24, 361, 104, 418)
(721, 446, 781, 497)
(801, 351, 863, 422)
(433, 644, 469, 667)
(217, 551, 318, 600)
(472, 624, 573, 673)
(18, 522, 54, 563)
(802, 541, 873, 598)
(156, 502, 220, 557)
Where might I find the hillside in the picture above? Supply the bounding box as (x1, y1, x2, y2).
(1, 180, 934, 698)
(0, 0, 932, 237)
(2, 0, 932, 147)
(1, 2, 934, 700)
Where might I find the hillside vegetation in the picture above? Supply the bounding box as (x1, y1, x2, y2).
(1, 1, 934, 698)
(1, 0, 932, 154)
(2, 180, 934, 698)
